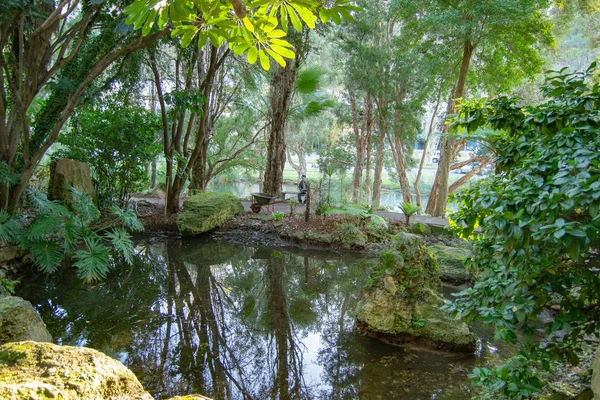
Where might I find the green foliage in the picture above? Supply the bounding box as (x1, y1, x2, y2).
(398, 202, 420, 225)
(444, 64, 600, 398)
(272, 212, 285, 221)
(58, 104, 162, 206)
(325, 204, 389, 230)
(1, 190, 142, 282)
(124, 0, 361, 70)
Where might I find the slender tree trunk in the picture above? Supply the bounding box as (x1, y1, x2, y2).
(263, 58, 300, 195)
(372, 101, 386, 209)
(364, 104, 373, 204)
(389, 109, 413, 204)
(427, 39, 474, 217)
(349, 89, 367, 203)
(415, 96, 441, 207)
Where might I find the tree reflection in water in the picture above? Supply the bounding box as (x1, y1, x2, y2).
(18, 237, 488, 400)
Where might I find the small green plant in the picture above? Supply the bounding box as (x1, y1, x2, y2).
(288, 199, 295, 217)
(399, 202, 421, 225)
(272, 212, 285, 221)
(0, 188, 143, 282)
(411, 316, 426, 328)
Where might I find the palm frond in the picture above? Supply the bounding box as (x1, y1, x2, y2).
(369, 214, 388, 230)
(324, 204, 369, 217)
(105, 228, 134, 264)
(110, 205, 144, 232)
(25, 214, 63, 242)
(61, 214, 84, 252)
(0, 212, 23, 244)
(29, 240, 64, 274)
(69, 187, 100, 223)
(295, 66, 325, 94)
(73, 237, 110, 282)
(27, 190, 69, 216)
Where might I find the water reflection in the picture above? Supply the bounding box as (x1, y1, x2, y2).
(18, 237, 497, 400)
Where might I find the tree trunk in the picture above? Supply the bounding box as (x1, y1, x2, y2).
(427, 39, 474, 217)
(263, 59, 300, 195)
(388, 109, 413, 204)
(349, 90, 366, 203)
(414, 96, 441, 207)
(372, 102, 386, 209)
(364, 107, 373, 205)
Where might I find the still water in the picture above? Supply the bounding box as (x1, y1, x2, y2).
(18, 237, 501, 400)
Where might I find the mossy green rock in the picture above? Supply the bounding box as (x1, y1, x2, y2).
(48, 158, 97, 206)
(0, 341, 153, 399)
(0, 296, 52, 345)
(356, 233, 476, 353)
(410, 222, 431, 236)
(177, 192, 244, 235)
(428, 244, 472, 284)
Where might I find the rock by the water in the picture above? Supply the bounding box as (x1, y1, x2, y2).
(48, 158, 96, 206)
(0, 341, 153, 399)
(428, 244, 472, 284)
(410, 222, 432, 236)
(592, 344, 600, 399)
(355, 232, 477, 353)
(177, 192, 244, 235)
(0, 296, 52, 345)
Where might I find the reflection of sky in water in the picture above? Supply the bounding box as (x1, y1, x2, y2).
(18, 238, 511, 400)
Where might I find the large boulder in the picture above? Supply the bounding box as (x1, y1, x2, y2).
(177, 192, 244, 235)
(48, 158, 96, 206)
(428, 244, 472, 285)
(0, 341, 153, 399)
(0, 296, 52, 345)
(355, 233, 476, 353)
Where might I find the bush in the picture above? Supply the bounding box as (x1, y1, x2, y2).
(57, 104, 161, 207)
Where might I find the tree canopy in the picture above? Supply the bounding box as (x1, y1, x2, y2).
(446, 64, 600, 398)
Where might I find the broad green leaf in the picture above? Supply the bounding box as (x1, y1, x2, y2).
(242, 16, 255, 32)
(259, 49, 270, 70)
(290, 3, 316, 28)
(247, 46, 258, 64)
(270, 44, 295, 59)
(267, 30, 287, 38)
(266, 48, 286, 67)
(287, 5, 303, 31)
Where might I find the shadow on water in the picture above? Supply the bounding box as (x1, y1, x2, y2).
(17, 237, 507, 400)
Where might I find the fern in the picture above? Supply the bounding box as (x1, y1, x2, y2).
(399, 202, 421, 225)
(69, 187, 100, 223)
(61, 214, 84, 252)
(29, 240, 64, 273)
(110, 205, 143, 232)
(73, 237, 110, 281)
(104, 228, 134, 264)
(24, 214, 63, 242)
(0, 212, 23, 243)
(368, 214, 388, 230)
(27, 190, 69, 216)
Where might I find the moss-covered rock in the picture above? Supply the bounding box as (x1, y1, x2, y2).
(355, 233, 476, 353)
(177, 192, 244, 235)
(0, 296, 52, 345)
(48, 158, 97, 207)
(305, 231, 334, 244)
(428, 244, 472, 284)
(0, 341, 153, 399)
(410, 222, 431, 236)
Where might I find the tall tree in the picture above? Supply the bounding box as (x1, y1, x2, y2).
(0, 0, 165, 210)
(395, 0, 554, 216)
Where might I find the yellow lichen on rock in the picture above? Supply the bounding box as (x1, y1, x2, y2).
(0, 341, 153, 399)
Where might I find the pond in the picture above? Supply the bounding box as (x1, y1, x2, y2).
(17, 237, 504, 400)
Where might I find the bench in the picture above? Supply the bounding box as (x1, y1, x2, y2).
(281, 191, 298, 200)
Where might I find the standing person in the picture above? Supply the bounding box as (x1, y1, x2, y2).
(298, 174, 307, 203)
